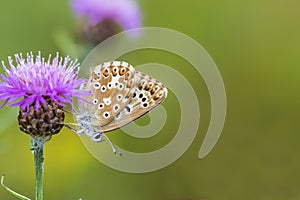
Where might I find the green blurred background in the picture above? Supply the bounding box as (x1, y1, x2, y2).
(0, 0, 300, 199)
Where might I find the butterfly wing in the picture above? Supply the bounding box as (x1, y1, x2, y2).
(90, 61, 137, 127)
(100, 71, 168, 132)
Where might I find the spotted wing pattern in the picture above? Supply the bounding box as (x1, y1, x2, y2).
(90, 61, 137, 126)
(100, 71, 168, 132)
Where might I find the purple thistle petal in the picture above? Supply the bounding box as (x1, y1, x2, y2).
(71, 0, 142, 29)
(0, 52, 90, 110)
(0, 98, 10, 109)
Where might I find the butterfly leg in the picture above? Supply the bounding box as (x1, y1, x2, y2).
(67, 122, 81, 126)
(92, 133, 122, 156)
(91, 132, 105, 142)
(63, 124, 85, 136)
(63, 124, 77, 133)
(62, 108, 80, 115)
(103, 134, 122, 157)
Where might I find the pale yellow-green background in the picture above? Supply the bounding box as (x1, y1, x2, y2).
(0, 0, 300, 199)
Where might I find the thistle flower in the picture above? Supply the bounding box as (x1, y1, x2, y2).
(72, 0, 142, 30)
(71, 0, 142, 45)
(0, 52, 90, 200)
(0, 52, 89, 137)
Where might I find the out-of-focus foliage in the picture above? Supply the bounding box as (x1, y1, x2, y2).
(0, 0, 300, 199)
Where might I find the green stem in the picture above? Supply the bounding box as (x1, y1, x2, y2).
(30, 137, 46, 200)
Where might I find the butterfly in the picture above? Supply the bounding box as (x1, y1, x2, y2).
(66, 61, 167, 154)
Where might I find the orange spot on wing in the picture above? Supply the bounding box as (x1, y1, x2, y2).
(112, 70, 117, 76)
(103, 69, 109, 77)
(92, 73, 99, 80)
(119, 68, 126, 75)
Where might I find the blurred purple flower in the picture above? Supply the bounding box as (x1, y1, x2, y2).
(71, 0, 142, 30)
(0, 52, 89, 111)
